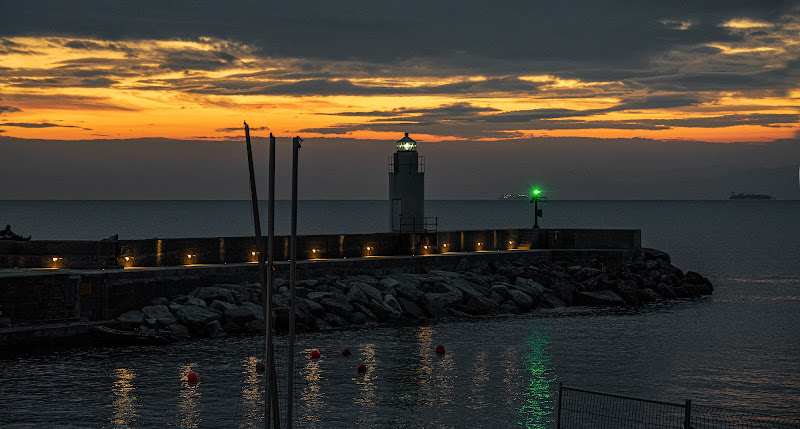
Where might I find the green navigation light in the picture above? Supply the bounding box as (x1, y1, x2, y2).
(532, 189, 541, 195)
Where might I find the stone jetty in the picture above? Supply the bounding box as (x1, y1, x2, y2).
(115, 248, 713, 340)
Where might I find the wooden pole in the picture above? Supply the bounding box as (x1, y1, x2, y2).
(242, 122, 271, 428)
(287, 136, 302, 428)
(266, 133, 280, 429)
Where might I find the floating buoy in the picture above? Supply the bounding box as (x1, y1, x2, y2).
(357, 364, 366, 373)
(310, 349, 321, 359)
(342, 348, 352, 357)
(256, 362, 265, 372)
(187, 372, 198, 383)
(435, 345, 446, 355)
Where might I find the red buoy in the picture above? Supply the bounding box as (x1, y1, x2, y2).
(342, 348, 352, 357)
(256, 362, 265, 372)
(310, 349, 321, 359)
(187, 372, 198, 383)
(357, 364, 366, 373)
(435, 345, 446, 355)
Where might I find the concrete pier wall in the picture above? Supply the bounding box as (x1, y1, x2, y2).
(0, 228, 640, 269)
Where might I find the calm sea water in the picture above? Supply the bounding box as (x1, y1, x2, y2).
(0, 200, 798, 428)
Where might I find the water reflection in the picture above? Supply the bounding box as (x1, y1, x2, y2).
(176, 363, 202, 429)
(299, 348, 324, 427)
(517, 322, 556, 428)
(468, 351, 489, 410)
(239, 356, 262, 429)
(353, 343, 378, 427)
(109, 368, 138, 428)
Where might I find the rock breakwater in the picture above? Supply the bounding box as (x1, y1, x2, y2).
(114, 248, 713, 340)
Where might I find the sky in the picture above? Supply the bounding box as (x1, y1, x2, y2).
(1, 1, 798, 199)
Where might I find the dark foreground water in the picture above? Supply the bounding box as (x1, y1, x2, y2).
(1, 200, 798, 427)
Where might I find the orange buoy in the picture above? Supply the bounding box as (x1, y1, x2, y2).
(310, 349, 321, 359)
(342, 348, 352, 357)
(357, 364, 366, 373)
(256, 362, 265, 372)
(187, 372, 198, 383)
(435, 345, 446, 355)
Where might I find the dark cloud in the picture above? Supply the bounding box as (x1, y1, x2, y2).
(0, 122, 90, 130)
(0, 105, 22, 115)
(2, 1, 793, 76)
(80, 77, 117, 87)
(216, 126, 269, 132)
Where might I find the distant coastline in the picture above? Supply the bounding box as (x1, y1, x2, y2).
(729, 192, 773, 200)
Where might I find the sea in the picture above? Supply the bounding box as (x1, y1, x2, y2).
(0, 200, 798, 428)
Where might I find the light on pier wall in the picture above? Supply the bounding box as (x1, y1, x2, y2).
(442, 243, 448, 252)
(122, 256, 134, 268)
(477, 241, 483, 251)
(250, 250, 258, 263)
(185, 253, 197, 265)
(508, 240, 515, 249)
(364, 246, 374, 256)
(50, 256, 64, 268)
(310, 248, 321, 259)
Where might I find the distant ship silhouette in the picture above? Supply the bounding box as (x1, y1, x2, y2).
(729, 191, 773, 200)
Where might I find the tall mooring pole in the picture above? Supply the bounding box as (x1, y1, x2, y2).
(266, 133, 280, 429)
(287, 135, 302, 428)
(242, 123, 273, 428)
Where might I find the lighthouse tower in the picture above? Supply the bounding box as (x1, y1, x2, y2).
(389, 133, 425, 232)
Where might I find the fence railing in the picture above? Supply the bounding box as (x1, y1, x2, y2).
(557, 384, 800, 429)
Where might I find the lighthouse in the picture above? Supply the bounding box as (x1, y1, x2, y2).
(389, 133, 425, 232)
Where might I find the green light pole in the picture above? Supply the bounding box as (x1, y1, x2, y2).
(530, 188, 544, 228)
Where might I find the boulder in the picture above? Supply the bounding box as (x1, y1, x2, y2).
(572, 267, 601, 283)
(490, 283, 511, 300)
(297, 297, 325, 317)
(142, 304, 172, 320)
(117, 310, 145, 329)
(353, 303, 378, 321)
(465, 295, 501, 315)
(348, 312, 373, 325)
(211, 300, 237, 314)
(367, 298, 398, 321)
(150, 297, 169, 306)
(448, 278, 485, 303)
(496, 265, 525, 280)
(345, 284, 370, 305)
(574, 290, 627, 306)
(190, 286, 236, 305)
(173, 295, 206, 307)
(395, 283, 425, 302)
(419, 295, 450, 319)
(500, 301, 520, 314)
(167, 323, 190, 339)
(539, 292, 567, 308)
(397, 298, 427, 320)
(378, 278, 401, 291)
(642, 247, 671, 263)
(319, 298, 354, 318)
(383, 294, 403, 314)
(323, 312, 347, 327)
(684, 271, 713, 294)
(427, 292, 461, 308)
(507, 289, 534, 311)
(204, 320, 226, 338)
(223, 305, 262, 326)
(610, 280, 641, 305)
(638, 288, 662, 303)
(351, 281, 383, 303)
(513, 278, 546, 299)
(175, 305, 222, 332)
(549, 281, 578, 306)
(656, 282, 677, 299)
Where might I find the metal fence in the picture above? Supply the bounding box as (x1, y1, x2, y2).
(557, 384, 800, 429)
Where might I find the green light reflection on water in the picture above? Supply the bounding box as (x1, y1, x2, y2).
(517, 320, 557, 428)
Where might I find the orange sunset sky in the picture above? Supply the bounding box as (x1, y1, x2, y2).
(1, 1, 798, 199)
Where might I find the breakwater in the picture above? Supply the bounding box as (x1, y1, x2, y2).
(110, 247, 713, 341)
